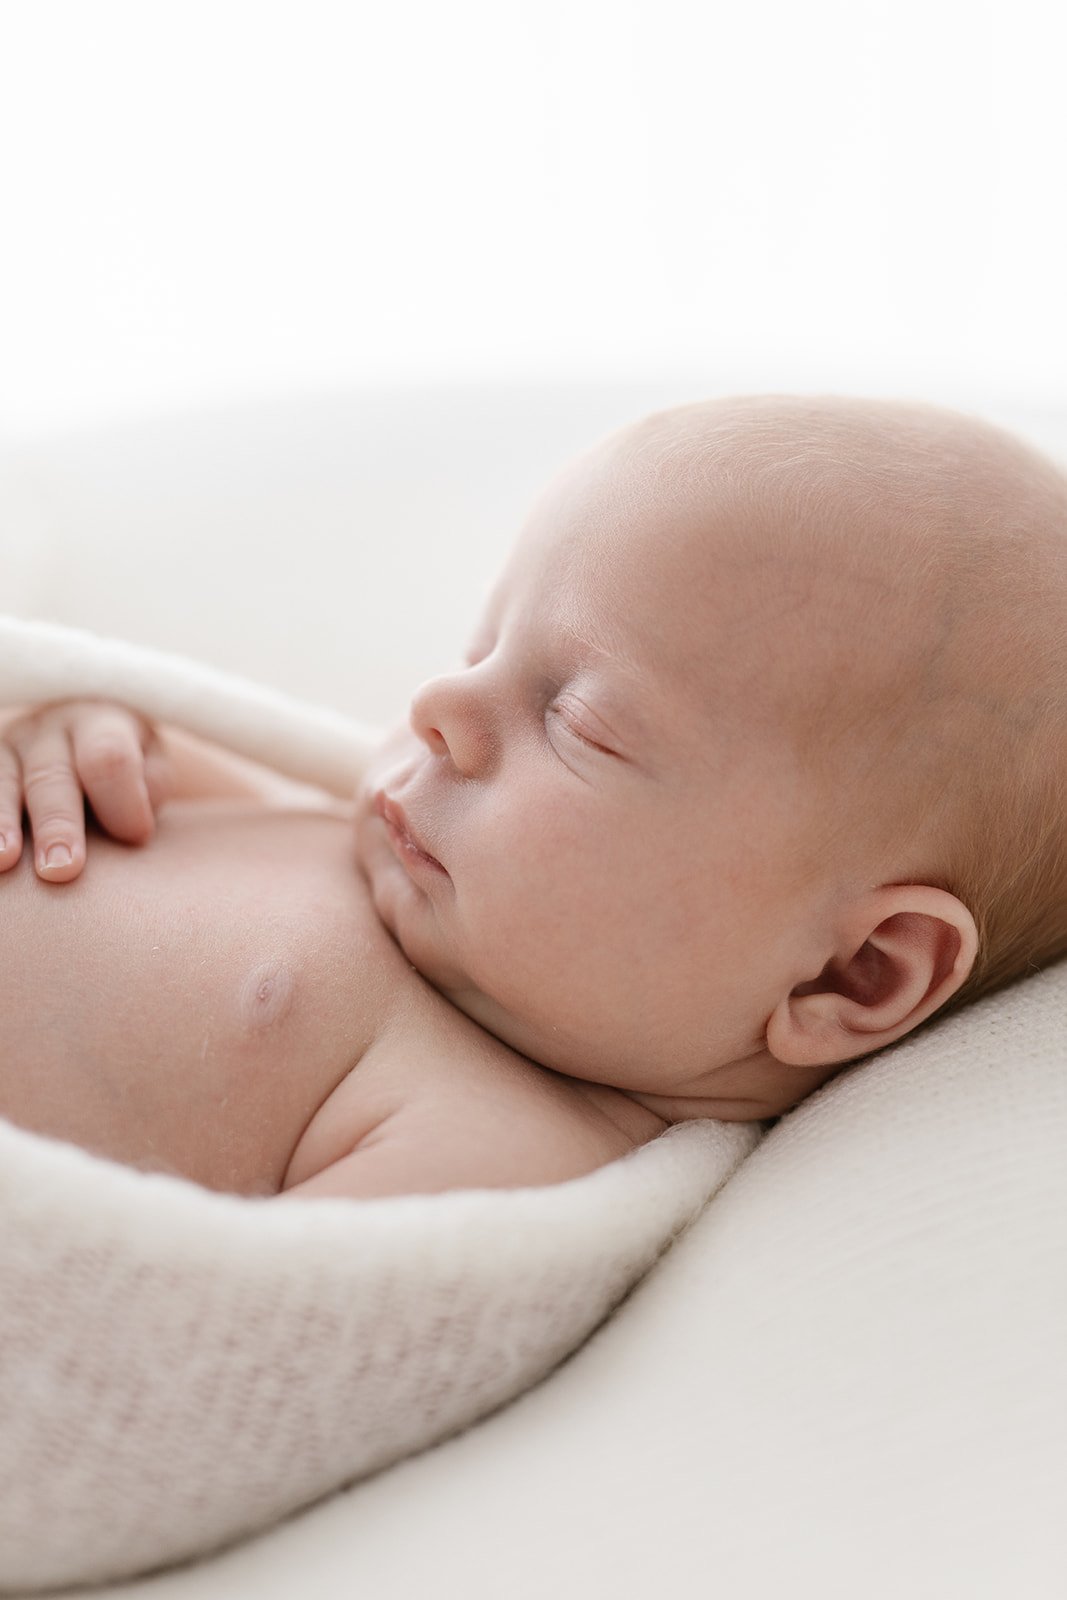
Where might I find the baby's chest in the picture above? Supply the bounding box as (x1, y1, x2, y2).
(0, 803, 411, 1195)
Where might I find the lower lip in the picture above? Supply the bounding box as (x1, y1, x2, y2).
(382, 815, 448, 877)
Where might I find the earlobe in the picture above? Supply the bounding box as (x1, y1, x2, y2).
(765, 885, 979, 1069)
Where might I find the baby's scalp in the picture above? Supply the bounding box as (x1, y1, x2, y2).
(607, 394, 1067, 1013)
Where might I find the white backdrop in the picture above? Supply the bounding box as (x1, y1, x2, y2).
(2, 0, 1066, 439)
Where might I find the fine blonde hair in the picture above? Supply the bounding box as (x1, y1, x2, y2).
(645, 395, 1067, 1018)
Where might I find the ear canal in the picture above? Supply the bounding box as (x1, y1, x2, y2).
(790, 940, 892, 1007)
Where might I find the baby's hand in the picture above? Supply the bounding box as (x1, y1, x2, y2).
(0, 700, 173, 882)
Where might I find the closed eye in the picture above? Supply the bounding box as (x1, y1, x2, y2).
(548, 700, 615, 756)
(462, 636, 618, 757)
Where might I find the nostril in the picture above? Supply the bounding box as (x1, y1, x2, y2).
(410, 671, 482, 768)
(414, 722, 452, 760)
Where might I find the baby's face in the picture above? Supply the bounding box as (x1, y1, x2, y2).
(355, 395, 1057, 1119)
(354, 414, 850, 1118)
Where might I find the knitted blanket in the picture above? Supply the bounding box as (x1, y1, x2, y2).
(0, 615, 759, 1593)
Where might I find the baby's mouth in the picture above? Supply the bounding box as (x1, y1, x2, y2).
(373, 790, 448, 875)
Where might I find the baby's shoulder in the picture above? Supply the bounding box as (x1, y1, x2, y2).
(282, 992, 664, 1199)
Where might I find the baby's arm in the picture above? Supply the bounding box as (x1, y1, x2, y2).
(0, 700, 337, 883)
(157, 724, 341, 810)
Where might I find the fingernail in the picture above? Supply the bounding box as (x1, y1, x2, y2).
(0, 834, 7, 854)
(41, 843, 73, 871)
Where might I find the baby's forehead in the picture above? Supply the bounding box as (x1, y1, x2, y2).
(503, 414, 956, 749)
(509, 426, 815, 649)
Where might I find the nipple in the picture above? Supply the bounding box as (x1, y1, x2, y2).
(240, 958, 295, 1030)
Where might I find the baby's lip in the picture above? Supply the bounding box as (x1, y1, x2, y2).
(373, 790, 447, 873)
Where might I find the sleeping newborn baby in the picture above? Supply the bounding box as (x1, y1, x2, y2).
(2, 395, 1065, 1200)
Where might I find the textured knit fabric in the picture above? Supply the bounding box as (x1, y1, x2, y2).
(0, 615, 757, 1592)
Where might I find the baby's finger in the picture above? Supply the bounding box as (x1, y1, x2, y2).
(0, 741, 24, 872)
(72, 708, 155, 843)
(20, 726, 87, 881)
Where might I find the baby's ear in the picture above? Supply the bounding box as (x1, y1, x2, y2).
(764, 885, 979, 1069)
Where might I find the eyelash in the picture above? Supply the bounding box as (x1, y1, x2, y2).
(548, 701, 609, 754)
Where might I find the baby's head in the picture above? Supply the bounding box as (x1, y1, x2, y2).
(356, 396, 1067, 1120)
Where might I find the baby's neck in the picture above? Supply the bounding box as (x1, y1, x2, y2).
(560, 1077, 671, 1140)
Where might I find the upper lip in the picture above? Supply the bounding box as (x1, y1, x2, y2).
(373, 790, 444, 867)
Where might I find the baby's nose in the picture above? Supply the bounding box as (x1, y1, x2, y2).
(409, 671, 488, 774)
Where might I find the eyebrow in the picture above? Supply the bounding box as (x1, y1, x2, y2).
(557, 614, 646, 680)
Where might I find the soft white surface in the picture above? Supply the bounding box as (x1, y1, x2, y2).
(2, 389, 1066, 1598)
